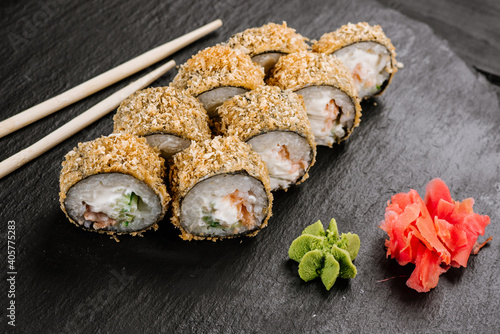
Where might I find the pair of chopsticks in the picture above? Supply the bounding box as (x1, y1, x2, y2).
(0, 19, 223, 179)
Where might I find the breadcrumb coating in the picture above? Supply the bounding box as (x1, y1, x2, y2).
(312, 22, 398, 95)
(267, 51, 361, 136)
(226, 22, 309, 57)
(218, 85, 316, 185)
(169, 136, 273, 241)
(171, 45, 265, 97)
(268, 52, 355, 96)
(113, 86, 211, 142)
(59, 133, 170, 236)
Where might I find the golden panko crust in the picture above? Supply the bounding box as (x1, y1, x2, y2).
(218, 85, 316, 185)
(169, 136, 273, 241)
(113, 86, 211, 142)
(268, 51, 356, 96)
(312, 22, 398, 95)
(267, 51, 362, 134)
(226, 22, 309, 57)
(171, 45, 265, 97)
(59, 133, 170, 237)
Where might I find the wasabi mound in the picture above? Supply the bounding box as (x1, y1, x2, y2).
(288, 219, 360, 290)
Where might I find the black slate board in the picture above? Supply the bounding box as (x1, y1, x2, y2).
(1, 0, 499, 333)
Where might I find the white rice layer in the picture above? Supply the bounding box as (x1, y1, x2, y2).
(65, 173, 162, 233)
(180, 173, 268, 237)
(197, 87, 248, 117)
(251, 52, 284, 76)
(296, 86, 355, 146)
(145, 134, 190, 159)
(247, 131, 312, 190)
(333, 42, 391, 98)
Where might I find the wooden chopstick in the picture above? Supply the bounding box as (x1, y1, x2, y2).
(0, 19, 223, 139)
(0, 60, 175, 180)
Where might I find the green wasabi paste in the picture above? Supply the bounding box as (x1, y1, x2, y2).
(288, 218, 360, 290)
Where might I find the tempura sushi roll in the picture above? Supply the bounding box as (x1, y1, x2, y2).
(170, 136, 273, 241)
(60, 133, 170, 236)
(171, 45, 265, 117)
(113, 86, 211, 159)
(312, 22, 398, 99)
(226, 22, 309, 76)
(268, 52, 361, 147)
(218, 86, 316, 191)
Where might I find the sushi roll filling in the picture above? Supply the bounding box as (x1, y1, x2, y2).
(200, 190, 257, 230)
(247, 131, 312, 190)
(180, 173, 268, 237)
(81, 191, 140, 230)
(262, 145, 308, 189)
(65, 173, 163, 233)
(333, 42, 391, 98)
(272, 145, 306, 175)
(297, 86, 355, 146)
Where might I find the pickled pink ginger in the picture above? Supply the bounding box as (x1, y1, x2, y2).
(380, 178, 490, 292)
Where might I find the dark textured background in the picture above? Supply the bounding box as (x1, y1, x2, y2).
(1, 0, 499, 333)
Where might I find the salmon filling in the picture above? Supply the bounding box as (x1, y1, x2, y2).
(201, 190, 258, 231)
(333, 42, 391, 98)
(307, 97, 345, 145)
(82, 204, 117, 230)
(65, 173, 163, 233)
(77, 191, 141, 230)
(247, 131, 313, 190)
(278, 145, 308, 175)
(259, 144, 308, 190)
(297, 86, 355, 147)
(180, 173, 269, 237)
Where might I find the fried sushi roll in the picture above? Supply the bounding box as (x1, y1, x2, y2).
(113, 87, 211, 159)
(268, 52, 361, 147)
(312, 22, 398, 99)
(171, 45, 265, 117)
(218, 86, 316, 191)
(170, 136, 273, 241)
(226, 22, 309, 76)
(60, 133, 170, 236)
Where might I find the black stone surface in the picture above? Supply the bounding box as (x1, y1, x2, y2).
(376, 0, 500, 80)
(1, 0, 499, 333)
